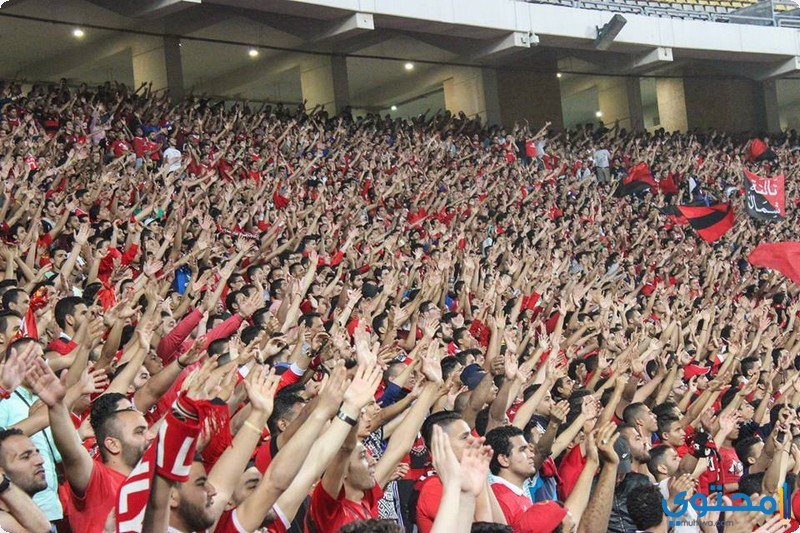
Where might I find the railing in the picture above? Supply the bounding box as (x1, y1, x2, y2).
(525, 0, 800, 25)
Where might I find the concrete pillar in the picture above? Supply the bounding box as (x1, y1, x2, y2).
(597, 77, 643, 131)
(683, 76, 765, 132)
(626, 77, 644, 131)
(762, 80, 780, 134)
(132, 36, 183, 101)
(656, 78, 688, 132)
(494, 69, 564, 129)
(481, 68, 503, 127)
(300, 55, 350, 114)
(443, 67, 491, 122)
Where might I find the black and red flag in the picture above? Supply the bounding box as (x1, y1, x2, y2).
(744, 170, 784, 220)
(617, 163, 679, 196)
(748, 242, 800, 286)
(675, 203, 734, 243)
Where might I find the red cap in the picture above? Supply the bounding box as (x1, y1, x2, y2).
(518, 501, 567, 532)
(683, 363, 710, 380)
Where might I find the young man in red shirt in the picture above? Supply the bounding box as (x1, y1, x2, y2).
(486, 425, 597, 532)
(306, 364, 442, 532)
(414, 411, 483, 533)
(42, 388, 154, 533)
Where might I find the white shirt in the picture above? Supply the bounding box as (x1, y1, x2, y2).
(594, 148, 611, 168)
(164, 147, 182, 171)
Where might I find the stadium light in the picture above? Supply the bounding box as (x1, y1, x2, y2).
(557, 73, 562, 78)
(72, 28, 85, 38)
(595, 111, 603, 118)
(404, 62, 414, 71)
(391, 105, 398, 111)
(593, 14, 627, 51)
(248, 48, 259, 58)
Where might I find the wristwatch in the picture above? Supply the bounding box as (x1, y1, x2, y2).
(336, 409, 358, 427)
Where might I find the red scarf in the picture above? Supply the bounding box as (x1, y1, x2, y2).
(116, 393, 212, 532)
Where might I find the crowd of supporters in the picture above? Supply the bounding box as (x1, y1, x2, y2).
(0, 77, 796, 533)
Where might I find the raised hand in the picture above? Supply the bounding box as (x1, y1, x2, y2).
(25, 358, 67, 407)
(0, 341, 41, 392)
(430, 425, 461, 489)
(244, 365, 280, 416)
(78, 364, 110, 396)
(459, 436, 493, 497)
(342, 364, 382, 412)
(595, 422, 620, 465)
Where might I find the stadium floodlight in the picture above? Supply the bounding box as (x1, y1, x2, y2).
(593, 14, 627, 51)
(73, 28, 85, 38)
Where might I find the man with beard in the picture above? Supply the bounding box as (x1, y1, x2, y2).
(0, 428, 52, 532)
(39, 387, 155, 533)
(618, 424, 652, 476)
(167, 457, 218, 533)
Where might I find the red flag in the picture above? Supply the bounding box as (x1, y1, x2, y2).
(747, 138, 768, 161)
(748, 242, 800, 286)
(677, 203, 734, 243)
(658, 173, 679, 195)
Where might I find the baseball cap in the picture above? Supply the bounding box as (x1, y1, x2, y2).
(460, 363, 486, 391)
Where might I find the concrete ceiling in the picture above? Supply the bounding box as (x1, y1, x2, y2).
(0, 0, 794, 110)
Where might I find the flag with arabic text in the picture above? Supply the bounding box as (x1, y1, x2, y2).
(744, 170, 784, 220)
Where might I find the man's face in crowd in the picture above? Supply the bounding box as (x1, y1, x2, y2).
(0, 434, 47, 495)
(659, 446, 681, 477)
(535, 391, 554, 416)
(171, 461, 217, 531)
(346, 442, 377, 491)
(1, 315, 22, 346)
(441, 420, 472, 461)
(620, 427, 651, 463)
(67, 303, 89, 330)
(229, 466, 261, 509)
(107, 399, 154, 468)
(501, 435, 536, 479)
(660, 420, 685, 448)
(9, 292, 30, 317)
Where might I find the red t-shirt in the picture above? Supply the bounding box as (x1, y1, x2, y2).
(306, 482, 383, 533)
(697, 446, 743, 496)
(557, 444, 587, 500)
(215, 508, 249, 533)
(47, 336, 78, 356)
(491, 477, 533, 525)
(63, 460, 127, 533)
(415, 475, 443, 533)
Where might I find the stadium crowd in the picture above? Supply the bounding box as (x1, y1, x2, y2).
(0, 78, 794, 533)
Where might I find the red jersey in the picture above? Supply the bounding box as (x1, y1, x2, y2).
(697, 446, 743, 496)
(557, 444, 586, 500)
(214, 508, 248, 533)
(306, 482, 383, 533)
(47, 335, 77, 356)
(415, 475, 443, 533)
(63, 460, 126, 533)
(491, 477, 533, 526)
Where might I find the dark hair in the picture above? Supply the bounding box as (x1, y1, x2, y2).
(240, 325, 263, 346)
(735, 436, 762, 465)
(90, 393, 128, 462)
(54, 296, 85, 329)
(485, 425, 524, 475)
(0, 311, 21, 339)
(656, 415, 679, 436)
(0, 288, 24, 311)
(338, 519, 403, 533)
(622, 402, 648, 426)
(207, 338, 229, 357)
(421, 411, 465, 451)
(647, 444, 673, 478)
(266, 392, 304, 434)
(441, 356, 460, 380)
(471, 523, 514, 533)
(0, 428, 24, 468)
(738, 472, 765, 497)
(626, 484, 664, 530)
